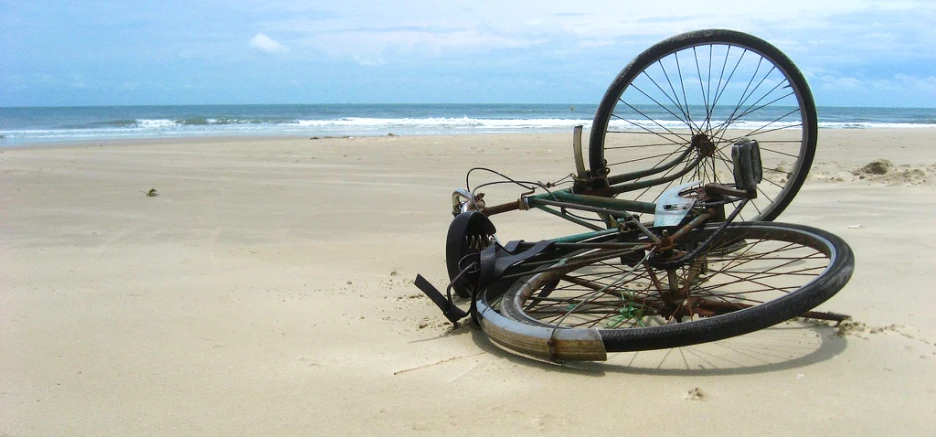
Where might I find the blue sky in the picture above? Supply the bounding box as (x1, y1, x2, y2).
(1, 0, 934, 107)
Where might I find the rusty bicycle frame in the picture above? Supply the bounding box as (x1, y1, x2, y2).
(452, 125, 746, 237)
(415, 126, 850, 362)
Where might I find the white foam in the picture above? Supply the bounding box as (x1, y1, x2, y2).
(135, 119, 178, 129)
(4, 116, 934, 146)
(818, 122, 936, 129)
(292, 116, 592, 130)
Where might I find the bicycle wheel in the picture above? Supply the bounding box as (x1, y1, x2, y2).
(589, 29, 817, 222)
(497, 222, 853, 353)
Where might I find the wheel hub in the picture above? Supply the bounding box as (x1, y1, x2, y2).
(691, 133, 716, 157)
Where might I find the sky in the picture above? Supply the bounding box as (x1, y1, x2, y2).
(1, 0, 934, 107)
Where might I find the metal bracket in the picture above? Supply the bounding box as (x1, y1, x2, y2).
(572, 125, 587, 179)
(653, 181, 701, 227)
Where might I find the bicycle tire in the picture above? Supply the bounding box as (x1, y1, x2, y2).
(496, 222, 853, 353)
(589, 29, 817, 222)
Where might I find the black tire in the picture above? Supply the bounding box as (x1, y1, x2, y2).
(589, 29, 817, 222)
(498, 222, 853, 352)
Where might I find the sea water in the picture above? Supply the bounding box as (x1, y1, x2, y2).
(1, 104, 935, 146)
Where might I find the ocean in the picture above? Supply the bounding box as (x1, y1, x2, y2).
(1, 104, 935, 146)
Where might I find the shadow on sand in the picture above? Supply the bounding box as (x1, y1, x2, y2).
(465, 319, 847, 377)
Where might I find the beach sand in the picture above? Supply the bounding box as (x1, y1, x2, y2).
(2, 129, 935, 435)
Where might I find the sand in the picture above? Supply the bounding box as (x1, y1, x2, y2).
(2, 129, 935, 435)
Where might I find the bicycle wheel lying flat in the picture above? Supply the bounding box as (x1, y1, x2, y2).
(494, 222, 853, 356)
(589, 29, 817, 222)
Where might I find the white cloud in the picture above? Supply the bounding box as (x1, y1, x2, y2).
(265, 1, 922, 66)
(352, 54, 385, 67)
(249, 33, 289, 54)
(68, 73, 88, 88)
(895, 74, 936, 94)
(301, 28, 543, 65)
(809, 71, 936, 106)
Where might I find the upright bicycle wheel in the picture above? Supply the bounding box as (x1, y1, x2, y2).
(589, 29, 817, 222)
(497, 222, 853, 353)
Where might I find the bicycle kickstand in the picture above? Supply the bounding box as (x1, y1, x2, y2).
(413, 275, 469, 327)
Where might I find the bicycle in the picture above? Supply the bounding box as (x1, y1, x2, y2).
(414, 29, 854, 362)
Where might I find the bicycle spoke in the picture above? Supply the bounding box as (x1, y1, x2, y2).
(511, 223, 834, 330)
(591, 31, 815, 222)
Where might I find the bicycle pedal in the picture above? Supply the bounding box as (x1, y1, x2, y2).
(731, 139, 763, 192)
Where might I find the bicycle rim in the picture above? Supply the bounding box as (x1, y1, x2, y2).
(589, 29, 817, 222)
(499, 222, 853, 352)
